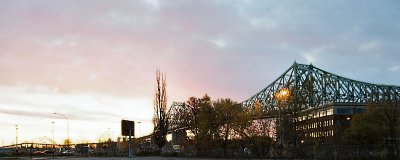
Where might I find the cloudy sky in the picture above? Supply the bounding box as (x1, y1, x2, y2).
(1, 0, 399, 145)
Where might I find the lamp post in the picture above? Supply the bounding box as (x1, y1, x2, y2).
(275, 88, 289, 147)
(53, 113, 69, 142)
(52, 122, 55, 157)
(137, 122, 141, 152)
(108, 127, 111, 141)
(15, 125, 18, 148)
(53, 113, 70, 158)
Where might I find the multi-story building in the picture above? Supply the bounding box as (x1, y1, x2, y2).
(296, 102, 366, 145)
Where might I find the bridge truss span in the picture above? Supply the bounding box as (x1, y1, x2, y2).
(242, 62, 400, 116)
(167, 102, 193, 131)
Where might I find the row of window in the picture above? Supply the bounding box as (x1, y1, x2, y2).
(297, 120, 334, 130)
(307, 130, 334, 138)
(297, 109, 334, 122)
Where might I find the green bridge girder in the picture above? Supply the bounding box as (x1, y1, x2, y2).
(167, 102, 192, 131)
(167, 62, 400, 129)
(241, 62, 400, 115)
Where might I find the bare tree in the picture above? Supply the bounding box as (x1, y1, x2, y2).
(152, 69, 168, 150)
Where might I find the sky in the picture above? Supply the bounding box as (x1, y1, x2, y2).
(0, 0, 400, 146)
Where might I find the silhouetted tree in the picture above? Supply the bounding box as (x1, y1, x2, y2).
(64, 138, 72, 145)
(180, 95, 214, 155)
(273, 78, 316, 158)
(214, 98, 243, 157)
(239, 100, 274, 158)
(196, 95, 217, 156)
(177, 95, 273, 157)
(344, 109, 381, 145)
(345, 101, 400, 160)
(152, 69, 168, 150)
(372, 101, 400, 160)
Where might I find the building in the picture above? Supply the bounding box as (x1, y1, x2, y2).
(296, 102, 366, 145)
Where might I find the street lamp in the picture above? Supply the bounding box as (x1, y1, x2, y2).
(276, 88, 289, 100)
(137, 121, 141, 152)
(53, 113, 69, 143)
(53, 112, 70, 157)
(52, 122, 55, 157)
(108, 127, 111, 141)
(275, 88, 290, 147)
(52, 122, 55, 143)
(15, 125, 18, 148)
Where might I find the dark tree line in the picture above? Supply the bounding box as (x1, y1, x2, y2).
(345, 101, 400, 160)
(171, 94, 274, 158)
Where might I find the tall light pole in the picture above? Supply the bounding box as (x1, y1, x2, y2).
(53, 112, 70, 158)
(15, 125, 18, 148)
(52, 121, 55, 157)
(275, 88, 289, 147)
(53, 113, 69, 143)
(52, 122, 55, 143)
(108, 127, 111, 141)
(137, 121, 141, 152)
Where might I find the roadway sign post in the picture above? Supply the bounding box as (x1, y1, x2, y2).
(121, 120, 135, 158)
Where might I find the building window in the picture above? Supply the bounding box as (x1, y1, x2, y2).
(337, 108, 349, 114)
(327, 108, 333, 116)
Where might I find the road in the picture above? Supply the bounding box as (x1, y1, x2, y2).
(0, 156, 227, 160)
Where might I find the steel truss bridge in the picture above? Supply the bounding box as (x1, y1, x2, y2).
(167, 62, 400, 127)
(167, 102, 192, 131)
(242, 62, 399, 115)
